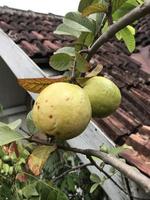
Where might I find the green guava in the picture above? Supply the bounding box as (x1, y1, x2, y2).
(32, 82, 91, 140)
(83, 76, 121, 118)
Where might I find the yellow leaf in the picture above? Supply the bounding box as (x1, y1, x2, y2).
(28, 145, 56, 176)
(18, 76, 70, 93)
(82, 3, 108, 17)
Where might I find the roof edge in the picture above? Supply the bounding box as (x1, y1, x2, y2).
(0, 6, 63, 20)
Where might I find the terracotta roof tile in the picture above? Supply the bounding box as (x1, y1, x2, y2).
(131, 14, 150, 73)
(121, 149, 150, 177)
(31, 31, 45, 40)
(20, 40, 41, 57)
(0, 6, 150, 177)
(43, 40, 60, 51)
(0, 6, 68, 59)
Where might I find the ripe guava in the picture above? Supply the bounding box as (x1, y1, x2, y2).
(32, 82, 91, 140)
(83, 76, 121, 118)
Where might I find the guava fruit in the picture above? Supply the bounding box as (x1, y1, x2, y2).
(83, 76, 121, 118)
(32, 82, 91, 140)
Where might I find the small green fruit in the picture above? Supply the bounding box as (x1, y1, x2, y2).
(2, 155, 11, 163)
(83, 76, 121, 118)
(32, 82, 91, 140)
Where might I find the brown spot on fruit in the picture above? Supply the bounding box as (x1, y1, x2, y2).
(49, 115, 53, 119)
(37, 105, 40, 109)
(66, 97, 70, 101)
(45, 100, 48, 103)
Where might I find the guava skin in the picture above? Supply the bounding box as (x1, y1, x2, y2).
(83, 76, 121, 118)
(32, 82, 92, 140)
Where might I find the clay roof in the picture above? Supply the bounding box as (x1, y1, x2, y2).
(0, 6, 73, 61)
(0, 6, 150, 177)
(131, 14, 150, 74)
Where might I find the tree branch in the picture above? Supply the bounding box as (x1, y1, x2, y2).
(87, 1, 150, 60)
(87, 156, 149, 200)
(87, 156, 127, 195)
(58, 145, 150, 193)
(53, 163, 92, 182)
(25, 137, 150, 193)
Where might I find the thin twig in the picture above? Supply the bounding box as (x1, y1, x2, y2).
(53, 163, 92, 182)
(19, 127, 30, 136)
(87, 156, 127, 195)
(87, 1, 150, 60)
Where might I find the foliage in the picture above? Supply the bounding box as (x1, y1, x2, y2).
(43, 149, 107, 199)
(49, 0, 143, 73)
(0, 120, 24, 146)
(0, 140, 106, 200)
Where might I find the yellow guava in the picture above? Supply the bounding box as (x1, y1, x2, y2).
(32, 82, 91, 140)
(83, 76, 121, 118)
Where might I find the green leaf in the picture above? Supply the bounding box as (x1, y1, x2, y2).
(81, 3, 108, 16)
(108, 144, 133, 155)
(36, 181, 54, 199)
(57, 191, 68, 200)
(54, 23, 81, 38)
(78, 0, 95, 12)
(0, 119, 22, 130)
(112, 0, 128, 13)
(3, 163, 10, 175)
(8, 119, 22, 130)
(47, 190, 57, 199)
(116, 27, 135, 52)
(127, 25, 135, 35)
(76, 32, 94, 50)
(26, 111, 38, 134)
(0, 126, 24, 146)
(36, 181, 69, 200)
(90, 173, 101, 183)
(76, 53, 90, 72)
(127, 0, 140, 6)
(50, 53, 73, 71)
(55, 47, 75, 57)
(0, 122, 7, 127)
(43, 150, 63, 178)
(64, 12, 96, 33)
(84, 32, 95, 47)
(113, 2, 136, 20)
(100, 144, 109, 153)
(22, 183, 39, 199)
(116, 31, 122, 40)
(90, 183, 99, 193)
